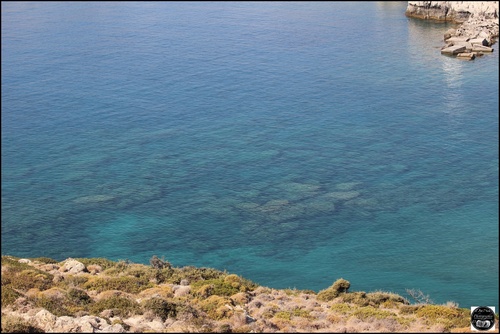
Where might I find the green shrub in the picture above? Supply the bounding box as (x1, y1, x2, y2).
(83, 276, 153, 294)
(352, 306, 396, 321)
(399, 305, 421, 314)
(89, 295, 141, 318)
(141, 297, 177, 321)
(274, 311, 292, 321)
(6, 269, 53, 291)
(329, 303, 355, 315)
(261, 303, 280, 319)
(192, 275, 257, 297)
(366, 291, 408, 306)
(167, 266, 225, 285)
(1, 286, 21, 307)
(192, 279, 239, 297)
(74, 258, 118, 271)
(337, 290, 409, 307)
(199, 295, 234, 320)
(317, 278, 350, 301)
(1, 256, 30, 270)
(175, 303, 201, 322)
(31, 257, 58, 264)
(291, 307, 314, 319)
(58, 274, 89, 289)
(67, 288, 92, 305)
(339, 291, 369, 306)
(1, 315, 44, 333)
(415, 305, 467, 319)
(33, 295, 72, 317)
(414, 305, 470, 330)
(150, 255, 171, 270)
(125, 267, 153, 279)
(275, 308, 313, 321)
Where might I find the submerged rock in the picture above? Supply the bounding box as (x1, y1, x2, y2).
(324, 191, 360, 201)
(335, 182, 361, 191)
(73, 194, 115, 204)
(456, 52, 476, 60)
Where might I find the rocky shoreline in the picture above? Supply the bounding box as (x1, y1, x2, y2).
(405, 1, 499, 60)
(0, 255, 486, 333)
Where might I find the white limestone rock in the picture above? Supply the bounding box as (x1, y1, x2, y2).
(59, 258, 87, 274)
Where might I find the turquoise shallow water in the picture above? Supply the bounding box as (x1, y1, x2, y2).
(2, 2, 498, 308)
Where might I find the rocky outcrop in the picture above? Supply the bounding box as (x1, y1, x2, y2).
(405, 1, 499, 22)
(406, 1, 499, 59)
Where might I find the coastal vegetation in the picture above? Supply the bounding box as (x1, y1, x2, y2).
(1, 255, 492, 333)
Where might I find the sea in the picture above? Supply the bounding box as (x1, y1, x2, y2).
(2, 2, 498, 309)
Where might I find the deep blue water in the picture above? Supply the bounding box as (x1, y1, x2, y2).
(2, 2, 498, 309)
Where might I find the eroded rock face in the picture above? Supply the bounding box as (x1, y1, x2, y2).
(406, 1, 499, 22)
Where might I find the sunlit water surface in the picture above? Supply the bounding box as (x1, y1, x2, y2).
(2, 2, 498, 308)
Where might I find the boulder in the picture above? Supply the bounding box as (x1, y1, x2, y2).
(34, 309, 57, 329)
(99, 324, 126, 333)
(46, 315, 121, 333)
(441, 45, 467, 55)
(59, 258, 87, 274)
(469, 37, 489, 46)
(456, 52, 476, 60)
(453, 41, 473, 50)
(173, 285, 191, 297)
(478, 30, 492, 40)
(471, 44, 494, 52)
(52, 316, 94, 332)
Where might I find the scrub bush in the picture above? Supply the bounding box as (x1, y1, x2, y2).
(141, 297, 177, 321)
(89, 295, 141, 318)
(317, 278, 350, 301)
